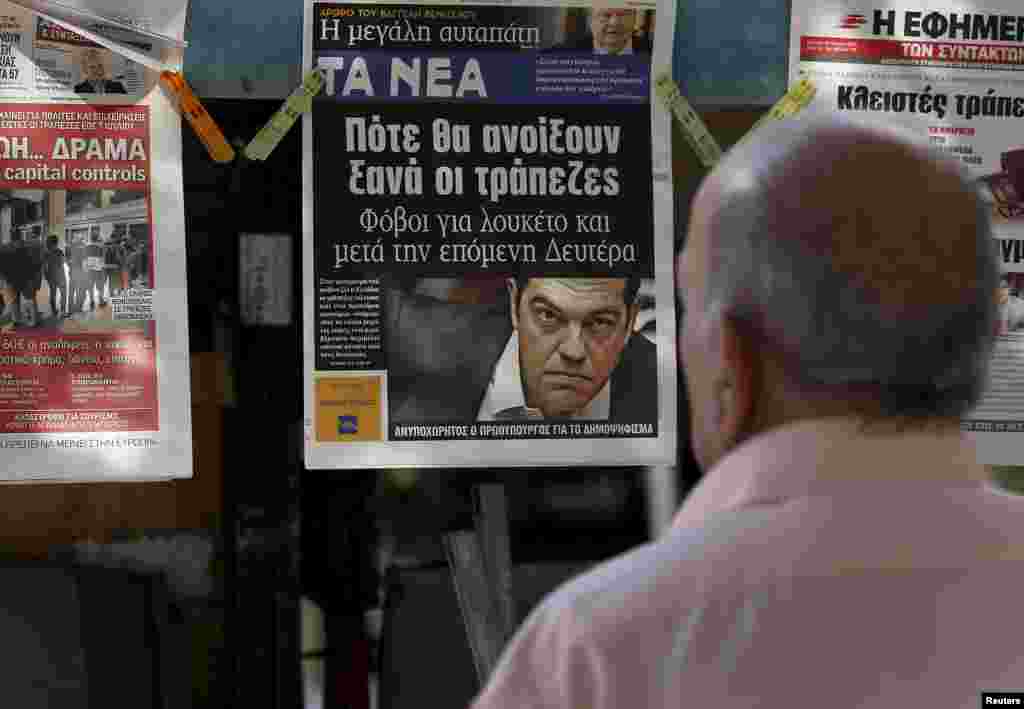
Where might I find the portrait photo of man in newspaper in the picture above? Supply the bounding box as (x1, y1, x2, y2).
(74, 47, 127, 95)
(550, 6, 654, 54)
(386, 276, 657, 424)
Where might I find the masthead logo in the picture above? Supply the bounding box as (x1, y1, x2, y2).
(838, 13, 868, 30)
(338, 415, 359, 435)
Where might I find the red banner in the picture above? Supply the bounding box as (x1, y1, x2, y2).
(801, 36, 1024, 69)
(0, 102, 157, 434)
(0, 104, 149, 190)
(0, 332, 157, 433)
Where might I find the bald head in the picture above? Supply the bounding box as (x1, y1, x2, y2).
(710, 119, 987, 309)
(678, 116, 998, 468)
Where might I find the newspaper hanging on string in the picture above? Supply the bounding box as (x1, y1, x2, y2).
(0, 0, 191, 480)
(790, 1, 1024, 465)
(302, 0, 677, 468)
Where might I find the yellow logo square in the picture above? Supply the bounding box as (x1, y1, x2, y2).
(315, 376, 383, 442)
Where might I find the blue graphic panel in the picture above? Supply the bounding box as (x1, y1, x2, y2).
(183, 0, 791, 105)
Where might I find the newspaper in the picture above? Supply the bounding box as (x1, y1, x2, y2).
(789, 0, 1024, 465)
(302, 0, 677, 468)
(3, 0, 188, 44)
(0, 0, 190, 480)
(0, 0, 177, 97)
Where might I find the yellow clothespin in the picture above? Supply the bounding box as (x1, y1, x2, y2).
(740, 77, 818, 145)
(653, 72, 818, 168)
(244, 68, 327, 161)
(653, 72, 722, 168)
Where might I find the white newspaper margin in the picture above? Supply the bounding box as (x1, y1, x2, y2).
(0, 46, 192, 481)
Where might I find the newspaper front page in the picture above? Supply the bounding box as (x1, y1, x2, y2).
(789, 1, 1024, 465)
(303, 0, 677, 468)
(0, 1, 177, 97)
(0, 0, 190, 480)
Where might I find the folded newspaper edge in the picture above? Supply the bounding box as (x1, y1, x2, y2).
(5, 0, 177, 73)
(3, 0, 187, 46)
(474, 484, 516, 641)
(444, 530, 507, 685)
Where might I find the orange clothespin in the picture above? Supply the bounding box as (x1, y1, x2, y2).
(160, 70, 236, 163)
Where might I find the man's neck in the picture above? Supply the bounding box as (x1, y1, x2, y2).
(740, 411, 962, 454)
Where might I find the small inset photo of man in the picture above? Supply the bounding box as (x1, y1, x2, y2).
(74, 47, 127, 95)
(549, 5, 655, 55)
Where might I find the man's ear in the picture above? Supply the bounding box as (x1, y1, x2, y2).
(713, 317, 758, 451)
(507, 278, 520, 330)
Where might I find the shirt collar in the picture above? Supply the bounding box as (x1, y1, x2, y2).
(672, 417, 990, 531)
(477, 332, 611, 421)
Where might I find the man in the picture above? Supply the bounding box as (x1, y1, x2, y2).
(0, 243, 18, 326)
(23, 233, 44, 324)
(74, 48, 127, 95)
(84, 232, 106, 309)
(0, 232, 43, 327)
(104, 235, 126, 299)
(555, 7, 652, 54)
(129, 236, 150, 288)
(117, 237, 132, 293)
(996, 277, 1024, 334)
(386, 277, 656, 423)
(43, 233, 68, 318)
(67, 233, 88, 313)
(472, 118, 1024, 708)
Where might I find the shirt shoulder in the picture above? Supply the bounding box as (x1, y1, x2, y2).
(472, 506, 782, 709)
(547, 505, 781, 631)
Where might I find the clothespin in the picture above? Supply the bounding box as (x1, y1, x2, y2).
(653, 72, 818, 168)
(160, 71, 236, 164)
(243, 67, 328, 161)
(739, 77, 818, 146)
(653, 73, 723, 168)
(14, 3, 233, 166)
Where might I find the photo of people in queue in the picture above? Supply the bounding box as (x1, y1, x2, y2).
(0, 189, 151, 332)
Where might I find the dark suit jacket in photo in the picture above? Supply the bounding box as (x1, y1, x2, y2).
(550, 32, 653, 53)
(74, 79, 128, 94)
(385, 287, 658, 424)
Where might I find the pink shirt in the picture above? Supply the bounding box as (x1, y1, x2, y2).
(471, 418, 1024, 708)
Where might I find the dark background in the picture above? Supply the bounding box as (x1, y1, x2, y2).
(184, 97, 696, 707)
(0, 95, 716, 708)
